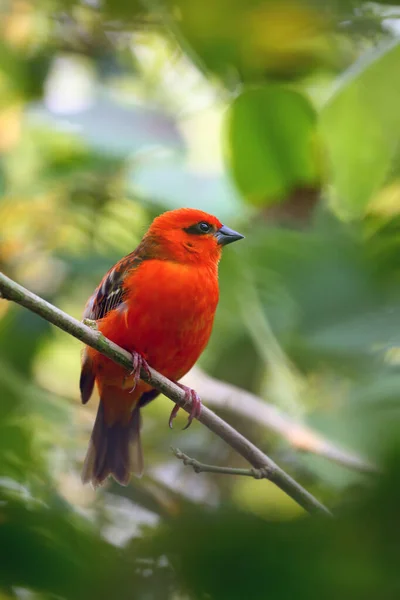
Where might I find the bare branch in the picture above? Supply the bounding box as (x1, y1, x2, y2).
(182, 368, 378, 475)
(0, 271, 332, 517)
(172, 447, 271, 479)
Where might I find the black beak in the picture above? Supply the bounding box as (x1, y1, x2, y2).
(215, 224, 244, 246)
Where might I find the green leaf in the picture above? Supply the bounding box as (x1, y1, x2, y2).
(320, 41, 400, 218)
(224, 86, 318, 206)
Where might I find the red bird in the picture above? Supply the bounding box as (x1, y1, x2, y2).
(80, 208, 244, 486)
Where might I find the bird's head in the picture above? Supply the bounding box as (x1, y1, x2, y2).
(145, 208, 244, 266)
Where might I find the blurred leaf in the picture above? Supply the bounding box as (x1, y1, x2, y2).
(102, 0, 146, 22)
(320, 41, 400, 217)
(0, 489, 120, 600)
(150, 449, 400, 600)
(0, 307, 51, 376)
(168, 0, 336, 82)
(0, 43, 49, 104)
(225, 86, 318, 205)
(0, 386, 38, 481)
(305, 303, 400, 356)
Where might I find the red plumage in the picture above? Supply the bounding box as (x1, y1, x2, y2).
(80, 208, 243, 486)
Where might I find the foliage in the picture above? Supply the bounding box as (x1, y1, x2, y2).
(1, 0, 400, 598)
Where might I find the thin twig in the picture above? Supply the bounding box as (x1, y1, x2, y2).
(0, 271, 332, 517)
(182, 368, 378, 475)
(172, 447, 271, 479)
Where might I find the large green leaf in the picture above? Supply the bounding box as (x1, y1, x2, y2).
(224, 86, 318, 205)
(320, 41, 400, 217)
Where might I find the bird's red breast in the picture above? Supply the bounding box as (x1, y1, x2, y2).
(87, 258, 219, 422)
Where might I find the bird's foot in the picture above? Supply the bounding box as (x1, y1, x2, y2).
(128, 351, 151, 393)
(169, 384, 202, 430)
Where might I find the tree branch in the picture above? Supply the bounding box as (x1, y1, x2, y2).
(182, 368, 378, 474)
(172, 447, 271, 479)
(0, 271, 332, 517)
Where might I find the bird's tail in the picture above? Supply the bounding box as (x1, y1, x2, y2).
(81, 399, 143, 487)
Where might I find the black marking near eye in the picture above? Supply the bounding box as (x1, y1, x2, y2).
(184, 221, 213, 235)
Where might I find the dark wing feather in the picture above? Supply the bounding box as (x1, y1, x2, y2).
(83, 253, 143, 321)
(80, 250, 147, 405)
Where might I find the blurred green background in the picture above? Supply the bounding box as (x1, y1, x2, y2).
(1, 0, 400, 598)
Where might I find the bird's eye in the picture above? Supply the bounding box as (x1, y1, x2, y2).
(184, 222, 213, 235)
(198, 222, 211, 233)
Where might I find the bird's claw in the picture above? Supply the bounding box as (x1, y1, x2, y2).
(182, 386, 202, 430)
(168, 403, 180, 429)
(168, 384, 202, 430)
(128, 351, 151, 393)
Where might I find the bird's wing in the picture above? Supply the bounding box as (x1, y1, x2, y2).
(83, 252, 144, 322)
(80, 249, 147, 405)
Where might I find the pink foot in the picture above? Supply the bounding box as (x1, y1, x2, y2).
(128, 351, 151, 393)
(169, 384, 202, 430)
